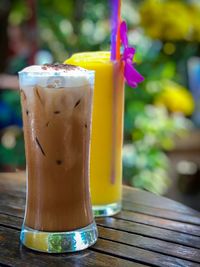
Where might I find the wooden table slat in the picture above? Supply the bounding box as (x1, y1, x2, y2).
(123, 186, 200, 215)
(123, 200, 200, 225)
(98, 226, 200, 263)
(0, 214, 22, 231)
(97, 217, 200, 249)
(115, 210, 200, 237)
(93, 239, 200, 267)
(0, 206, 24, 219)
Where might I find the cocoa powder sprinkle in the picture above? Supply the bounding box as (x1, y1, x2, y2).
(42, 63, 81, 71)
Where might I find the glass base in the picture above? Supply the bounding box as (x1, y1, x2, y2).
(92, 202, 121, 217)
(20, 221, 98, 253)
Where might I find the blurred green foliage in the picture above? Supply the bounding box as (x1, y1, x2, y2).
(37, 0, 110, 61)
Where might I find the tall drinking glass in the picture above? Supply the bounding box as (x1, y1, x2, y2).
(19, 64, 98, 253)
(65, 52, 124, 216)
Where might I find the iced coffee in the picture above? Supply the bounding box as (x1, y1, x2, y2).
(19, 64, 97, 253)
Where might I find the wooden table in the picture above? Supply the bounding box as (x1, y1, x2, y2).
(1, 172, 200, 266)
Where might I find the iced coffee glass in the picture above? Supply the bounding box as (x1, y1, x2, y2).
(19, 64, 97, 253)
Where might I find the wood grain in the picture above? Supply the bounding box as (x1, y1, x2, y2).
(1, 172, 200, 266)
(123, 200, 200, 225)
(96, 217, 200, 249)
(98, 226, 200, 263)
(115, 210, 200, 236)
(123, 185, 200, 215)
(2, 213, 200, 264)
(93, 239, 200, 267)
(0, 226, 142, 267)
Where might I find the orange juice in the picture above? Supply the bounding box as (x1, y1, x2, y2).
(65, 52, 124, 216)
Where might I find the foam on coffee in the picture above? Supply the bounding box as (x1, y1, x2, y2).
(19, 64, 94, 88)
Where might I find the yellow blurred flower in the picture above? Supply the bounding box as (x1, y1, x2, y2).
(190, 5, 200, 41)
(140, 0, 200, 41)
(154, 81, 194, 116)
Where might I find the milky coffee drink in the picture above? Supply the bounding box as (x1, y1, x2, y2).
(19, 64, 97, 253)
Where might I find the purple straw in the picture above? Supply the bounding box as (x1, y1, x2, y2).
(110, 0, 119, 61)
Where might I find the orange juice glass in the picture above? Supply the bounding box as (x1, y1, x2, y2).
(65, 52, 124, 216)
